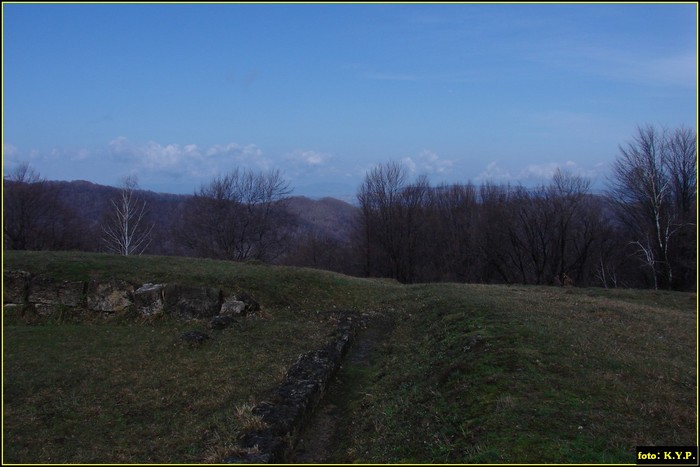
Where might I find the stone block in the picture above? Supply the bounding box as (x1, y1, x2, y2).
(3, 270, 31, 304)
(163, 284, 222, 319)
(220, 297, 246, 316)
(87, 279, 134, 312)
(28, 275, 85, 308)
(134, 283, 166, 316)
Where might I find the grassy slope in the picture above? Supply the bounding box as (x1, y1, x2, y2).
(3, 251, 697, 463)
(338, 284, 697, 463)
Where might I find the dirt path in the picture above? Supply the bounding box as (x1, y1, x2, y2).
(291, 314, 393, 463)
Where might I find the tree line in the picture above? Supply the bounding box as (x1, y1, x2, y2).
(3, 125, 696, 291)
(356, 125, 695, 290)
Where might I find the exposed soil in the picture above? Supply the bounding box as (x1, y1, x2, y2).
(292, 313, 394, 463)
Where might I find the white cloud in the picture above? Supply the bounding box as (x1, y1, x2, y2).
(521, 162, 561, 180)
(206, 142, 240, 157)
(401, 156, 417, 173)
(282, 149, 338, 180)
(206, 143, 269, 169)
(108, 136, 132, 158)
(477, 161, 515, 182)
(141, 142, 189, 170)
(107, 137, 271, 179)
(41, 146, 93, 162)
(286, 149, 330, 166)
(403, 149, 453, 175)
(3, 138, 290, 192)
(3, 143, 19, 158)
(2, 144, 23, 174)
(3, 143, 23, 169)
(477, 160, 602, 185)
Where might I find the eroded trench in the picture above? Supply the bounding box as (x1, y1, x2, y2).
(225, 311, 394, 464)
(292, 313, 394, 463)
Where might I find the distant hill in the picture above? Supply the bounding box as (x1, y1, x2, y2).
(47, 180, 190, 227)
(44, 179, 358, 247)
(285, 196, 358, 243)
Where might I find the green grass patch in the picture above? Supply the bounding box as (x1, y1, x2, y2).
(3, 312, 334, 463)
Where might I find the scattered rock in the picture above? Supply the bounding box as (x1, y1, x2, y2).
(210, 315, 236, 329)
(237, 291, 261, 313)
(221, 298, 247, 316)
(464, 334, 482, 350)
(181, 330, 209, 345)
(3, 303, 22, 314)
(221, 292, 260, 316)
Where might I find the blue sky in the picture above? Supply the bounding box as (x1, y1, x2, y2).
(3, 2, 697, 199)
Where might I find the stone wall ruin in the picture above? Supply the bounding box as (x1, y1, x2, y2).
(2, 270, 260, 320)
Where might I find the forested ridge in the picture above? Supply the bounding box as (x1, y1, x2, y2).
(4, 125, 696, 291)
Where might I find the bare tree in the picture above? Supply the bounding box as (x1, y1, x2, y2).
(428, 182, 479, 282)
(356, 161, 432, 283)
(477, 182, 518, 283)
(102, 175, 154, 256)
(665, 126, 696, 217)
(3, 162, 84, 251)
(175, 169, 293, 261)
(607, 124, 696, 289)
(4, 163, 46, 249)
(349, 154, 690, 289)
(547, 169, 595, 284)
(281, 230, 356, 274)
(357, 161, 408, 279)
(664, 126, 697, 289)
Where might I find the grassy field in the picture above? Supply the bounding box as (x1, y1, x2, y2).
(3, 251, 697, 463)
